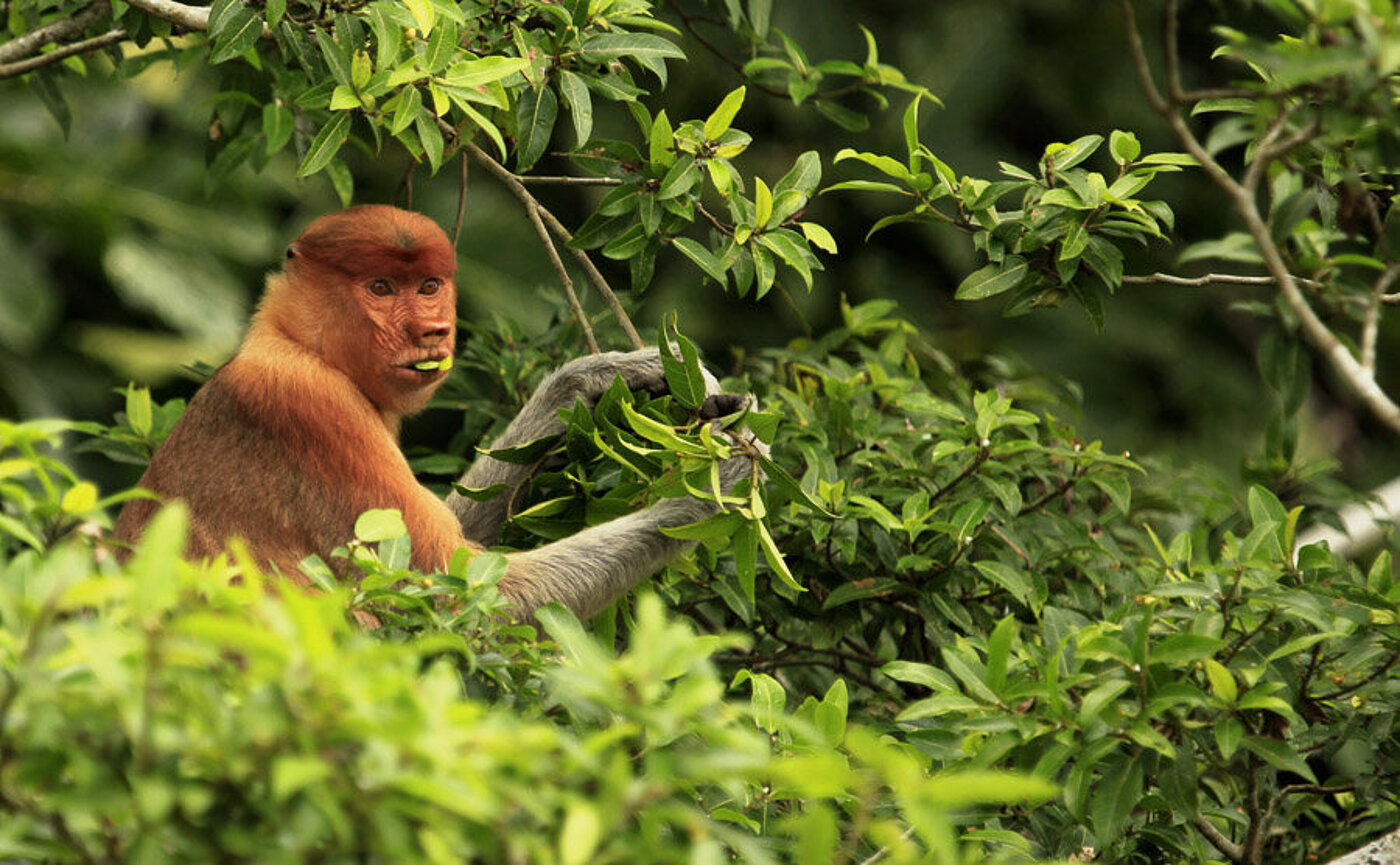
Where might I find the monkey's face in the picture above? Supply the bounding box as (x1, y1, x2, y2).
(319, 268, 457, 417)
(286, 206, 460, 418)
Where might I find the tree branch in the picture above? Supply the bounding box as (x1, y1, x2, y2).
(1122, 272, 1323, 289)
(123, 0, 210, 31)
(1120, 0, 1400, 436)
(1194, 813, 1245, 863)
(535, 201, 646, 350)
(1361, 264, 1400, 372)
(0, 27, 126, 79)
(453, 140, 599, 352)
(0, 0, 112, 64)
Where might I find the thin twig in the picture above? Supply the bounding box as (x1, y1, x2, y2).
(1361, 264, 1400, 372)
(517, 175, 623, 187)
(535, 206, 646, 349)
(0, 28, 126, 78)
(124, 0, 209, 31)
(526, 198, 599, 353)
(453, 138, 645, 348)
(1120, 0, 1400, 435)
(1255, 784, 1352, 863)
(1122, 272, 1323, 289)
(452, 150, 468, 249)
(0, 0, 111, 64)
(1194, 813, 1245, 863)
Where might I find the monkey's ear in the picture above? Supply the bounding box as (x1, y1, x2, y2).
(285, 244, 298, 261)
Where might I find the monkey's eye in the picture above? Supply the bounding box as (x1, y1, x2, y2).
(420, 277, 442, 296)
(368, 279, 394, 297)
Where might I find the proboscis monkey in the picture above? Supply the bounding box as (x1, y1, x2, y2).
(113, 205, 757, 620)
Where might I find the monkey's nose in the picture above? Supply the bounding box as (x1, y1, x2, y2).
(412, 319, 453, 344)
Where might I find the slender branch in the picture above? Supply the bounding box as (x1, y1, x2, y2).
(535, 206, 646, 349)
(123, 0, 210, 31)
(451, 150, 468, 249)
(1163, 0, 1183, 102)
(455, 139, 644, 350)
(1257, 783, 1352, 862)
(0, 0, 111, 64)
(0, 28, 126, 79)
(1361, 264, 1400, 372)
(1120, 0, 1400, 436)
(517, 175, 623, 187)
(1194, 813, 1245, 863)
(1122, 272, 1323, 289)
(1121, 0, 1167, 113)
(526, 197, 599, 353)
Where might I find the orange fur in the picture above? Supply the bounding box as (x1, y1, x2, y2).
(114, 205, 477, 579)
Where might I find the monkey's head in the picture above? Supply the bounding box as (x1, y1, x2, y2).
(275, 205, 459, 418)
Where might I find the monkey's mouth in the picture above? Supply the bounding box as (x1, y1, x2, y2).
(399, 355, 454, 374)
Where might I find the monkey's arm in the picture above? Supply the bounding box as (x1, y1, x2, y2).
(446, 347, 717, 544)
(496, 448, 757, 620)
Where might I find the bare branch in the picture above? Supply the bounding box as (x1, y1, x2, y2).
(1121, 0, 1400, 435)
(0, 0, 111, 64)
(1122, 272, 1323, 289)
(0, 28, 126, 79)
(535, 206, 646, 350)
(1194, 813, 1245, 863)
(451, 150, 468, 249)
(517, 175, 623, 187)
(1361, 264, 1400, 372)
(124, 0, 209, 31)
(452, 140, 600, 352)
(525, 196, 599, 353)
(1119, 0, 1168, 112)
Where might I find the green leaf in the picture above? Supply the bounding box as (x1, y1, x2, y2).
(1109, 129, 1141, 164)
(262, 103, 294, 154)
(731, 669, 785, 733)
(955, 256, 1028, 300)
(756, 229, 814, 290)
(296, 111, 353, 177)
(355, 508, 408, 541)
(774, 150, 821, 198)
(579, 33, 686, 64)
(559, 802, 602, 865)
(1044, 134, 1103, 172)
(415, 108, 444, 172)
(1150, 633, 1224, 666)
(758, 518, 804, 592)
(1215, 717, 1244, 760)
(1243, 737, 1316, 782)
(704, 86, 746, 140)
(1204, 659, 1238, 704)
(558, 69, 593, 146)
(972, 560, 1032, 606)
(753, 176, 773, 228)
(671, 237, 728, 286)
(441, 57, 530, 88)
(1138, 151, 1198, 166)
(648, 108, 674, 168)
(515, 86, 558, 171)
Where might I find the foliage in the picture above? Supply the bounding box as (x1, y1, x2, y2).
(0, 421, 1056, 862)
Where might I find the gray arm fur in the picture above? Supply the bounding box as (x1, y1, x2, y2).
(446, 347, 716, 544)
(446, 347, 760, 620)
(497, 448, 757, 620)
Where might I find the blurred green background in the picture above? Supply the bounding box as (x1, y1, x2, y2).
(3, 0, 1395, 494)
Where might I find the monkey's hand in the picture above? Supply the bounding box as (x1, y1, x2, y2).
(450, 347, 724, 544)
